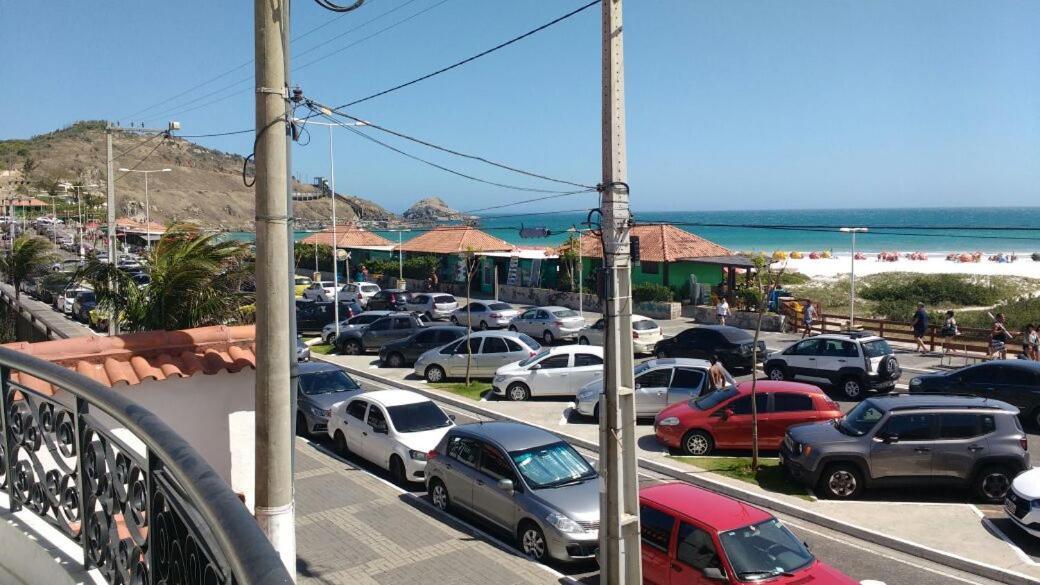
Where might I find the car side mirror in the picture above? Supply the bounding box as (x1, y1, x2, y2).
(448, 414, 456, 421)
(703, 567, 726, 580)
(497, 478, 514, 494)
(529, 364, 541, 371)
(720, 409, 733, 420)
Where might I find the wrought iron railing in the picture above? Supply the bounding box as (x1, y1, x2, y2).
(0, 346, 292, 584)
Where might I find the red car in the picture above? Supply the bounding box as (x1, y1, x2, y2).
(654, 380, 841, 455)
(640, 482, 858, 584)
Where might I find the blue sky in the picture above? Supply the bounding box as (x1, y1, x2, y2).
(1, 0, 1037, 214)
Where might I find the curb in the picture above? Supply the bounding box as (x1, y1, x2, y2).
(331, 358, 1040, 585)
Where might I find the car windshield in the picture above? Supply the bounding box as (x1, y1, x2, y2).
(298, 370, 361, 396)
(862, 339, 892, 358)
(552, 309, 579, 319)
(488, 302, 512, 311)
(362, 285, 379, 292)
(517, 333, 541, 350)
(387, 401, 452, 433)
(692, 387, 738, 410)
(510, 441, 596, 489)
(79, 292, 96, 303)
(719, 518, 814, 580)
(519, 349, 551, 367)
(837, 400, 885, 436)
(633, 319, 659, 331)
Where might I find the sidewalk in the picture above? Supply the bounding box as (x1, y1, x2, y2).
(293, 438, 563, 585)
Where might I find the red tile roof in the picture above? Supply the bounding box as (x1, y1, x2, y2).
(3, 325, 257, 395)
(566, 224, 731, 262)
(395, 226, 516, 254)
(4, 197, 49, 207)
(116, 218, 166, 234)
(300, 226, 392, 248)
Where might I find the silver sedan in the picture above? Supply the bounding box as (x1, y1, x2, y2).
(449, 300, 519, 330)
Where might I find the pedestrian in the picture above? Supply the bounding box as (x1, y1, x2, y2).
(989, 313, 1013, 360)
(912, 302, 929, 354)
(716, 295, 730, 326)
(939, 310, 959, 353)
(801, 300, 816, 338)
(707, 355, 726, 392)
(355, 266, 364, 283)
(361, 265, 369, 282)
(1025, 323, 1039, 361)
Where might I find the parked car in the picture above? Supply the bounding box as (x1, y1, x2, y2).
(378, 326, 468, 368)
(334, 312, 429, 355)
(329, 390, 455, 484)
(575, 358, 725, 420)
(406, 293, 459, 321)
(910, 360, 1040, 428)
(58, 286, 89, 315)
(639, 482, 857, 584)
(297, 338, 311, 362)
(294, 275, 312, 296)
(71, 290, 97, 322)
(296, 299, 361, 333)
(509, 306, 585, 345)
(653, 325, 765, 373)
(780, 394, 1027, 502)
(337, 282, 381, 306)
(450, 300, 518, 330)
(321, 310, 390, 344)
(366, 289, 413, 311)
(414, 330, 542, 383)
(425, 422, 599, 562)
(654, 380, 842, 455)
(492, 346, 604, 401)
(765, 332, 901, 399)
(302, 280, 338, 301)
(1006, 468, 1040, 538)
(578, 314, 661, 355)
(296, 361, 362, 436)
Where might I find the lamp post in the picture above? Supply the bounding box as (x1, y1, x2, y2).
(61, 183, 98, 259)
(566, 226, 586, 318)
(118, 167, 171, 250)
(839, 227, 868, 328)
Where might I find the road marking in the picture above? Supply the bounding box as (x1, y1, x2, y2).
(981, 518, 1040, 567)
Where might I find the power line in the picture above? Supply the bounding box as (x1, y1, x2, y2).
(644, 220, 1040, 233)
(333, 0, 600, 109)
(114, 136, 168, 182)
(463, 190, 597, 214)
(111, 131, 166, 160)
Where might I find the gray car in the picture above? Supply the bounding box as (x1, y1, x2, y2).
(574, 358, 723, 419)
(413, 330, 542, 382)
(295, 361, 363, 436)
(334, 312, 428, 355)
(425, 422, 599, 563)
(780, 394, 1028, 503)
(509, 306, 585, 345)
(322, 310, 392, 344)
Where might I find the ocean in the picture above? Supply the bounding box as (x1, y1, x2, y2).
(227, 207, 1040, 254)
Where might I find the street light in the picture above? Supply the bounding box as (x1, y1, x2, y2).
(117, 167, 171, 250)
(60, 183, 99, 258)
(839, 227, 868, 328)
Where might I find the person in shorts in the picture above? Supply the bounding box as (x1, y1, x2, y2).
(801, 301, 816, 338)
(707, 355, 727, 393)
(1024, 323, 1039, 361)
(716, 296, 730, 326)
(912, 302, 929, 354)
(989, 313, 1013, 360)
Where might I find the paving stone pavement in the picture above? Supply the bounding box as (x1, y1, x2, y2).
(294, 440, 563, 585)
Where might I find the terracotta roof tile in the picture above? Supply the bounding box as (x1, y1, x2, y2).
(565, 224, 732, 263)
(301, 226, 392, 248)
(395, 226, 516, 254)
(3, 325, 258, 396)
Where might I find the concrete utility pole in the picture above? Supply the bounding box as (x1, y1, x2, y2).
(598, 0, 641, 583)
(840, 227, 868, 328)
(106, 128, 117, 335)
(254, 0, 296, 577)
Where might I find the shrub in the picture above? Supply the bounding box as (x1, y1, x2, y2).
(633, 283, 674, 303)
(779, 271, 811, 285)
(860, 274, 1010, 307)
(737, 288, 763, 311)
(366, 255, 440, 280)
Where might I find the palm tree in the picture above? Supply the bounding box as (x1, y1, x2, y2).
(0, 236, 55, 303)
(81, 224, 252, 332)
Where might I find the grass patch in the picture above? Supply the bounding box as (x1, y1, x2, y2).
(309, 343, 334, 355)
(669, 456, 811, 500)
(428, 381, 492, 401)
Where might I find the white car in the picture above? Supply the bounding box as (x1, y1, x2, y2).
(337, 282, 381, 306)
(509, 306, 585, 345)
(59, 286, 90, 315)
(449, 300, 518, 330)
(327, 390, 455, 484)
(577, 314, 662, 354)
(1006, 468, 1040, 538)
(302, 280, 338, 301)
(492, 346, 604, 400)
(406, 293, 459, 321)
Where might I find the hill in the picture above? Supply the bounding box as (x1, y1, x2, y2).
(0, 121, 395, 231)
(402, 196, 461, 222)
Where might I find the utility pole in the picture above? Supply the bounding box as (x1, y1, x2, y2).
(254, 0, 296, 578)
(106, 128, 117, 335)
(598, 1, 640, 583)
(840, 227, 868, 328)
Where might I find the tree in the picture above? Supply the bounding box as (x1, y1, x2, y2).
(81, 224, 252, 332)
(461, 247, 480, 385)
(557, 234, 580, 292)
(747, 254, 787, 470)
(0, 236, 55, 303)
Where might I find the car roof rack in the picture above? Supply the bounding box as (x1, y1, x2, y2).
(829, 330, 874, 339)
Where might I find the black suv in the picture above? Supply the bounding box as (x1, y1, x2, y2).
(334, 312, 430, 355)
(910, 360, 1040, 428)
(295, 299, 362, 333)
(780, 394, 1028, 503)
(653, 325, 765, 373)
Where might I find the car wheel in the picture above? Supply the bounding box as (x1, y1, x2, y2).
(518, 522, 548, 562)
(508, 325, 518, 332)
(766, 365, 787, 381)
(389, 455, 407, 485)
(386, 352, 405, 368)
(593, 402, 600, 421)
(450, 315, 459, 325)
(429, 479, 451, 512)
(974, 465, 1013, 503)
(342, 340, 361, 355)
(840, 376, 864, 400)
(333, 430, 349, 455)
(578, 336, 589, 345)
(479, 321, 489, 331)
(656, 349, 669, 359)
(296, 412, 310, 437)
(425, 365, 446, 383)
(681, 430, 714, 456)
(542, 330, 555, 345)
(325, 333, 335, 344)
(818, 463, 863, 500)
(506, 382, 530, 401)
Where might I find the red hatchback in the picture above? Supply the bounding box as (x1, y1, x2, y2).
(640, 482, 858, 584)
(654, 380, 841, 456)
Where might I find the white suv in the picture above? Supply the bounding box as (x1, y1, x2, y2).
(764, 332, 901, 399)
(302, 280, 337, 301)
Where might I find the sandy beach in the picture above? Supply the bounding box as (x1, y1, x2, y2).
(780, 254, 1040, 280)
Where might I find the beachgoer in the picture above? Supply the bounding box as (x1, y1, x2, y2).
(989, 313, 1013, 360)
(801, 301, 816, 338)
(716, 297, 730, 326)
(939, 310, 959, 353)
(1025, 324, 1039, 361)
(361, 265, 369, 281)
(707, 355, 726, 392)
(355, 267, 364, 283)
(912, 302, 929, 354)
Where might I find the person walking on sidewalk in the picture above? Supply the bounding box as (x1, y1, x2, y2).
(912, 302, 930, 354)
(989, 313, 1013, 360)
(1024, 323, 1039, 361)
(716, 296, 730, 326)
(801, 300, 816, 338)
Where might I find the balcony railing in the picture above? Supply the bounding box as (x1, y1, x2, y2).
(0, 346, 292, 585)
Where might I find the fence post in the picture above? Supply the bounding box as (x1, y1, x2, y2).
(929, 326, 936, 352)
(879, 321, 885, 338)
